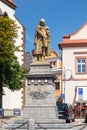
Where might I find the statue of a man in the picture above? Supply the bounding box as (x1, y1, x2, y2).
(33, 18, 51, 61)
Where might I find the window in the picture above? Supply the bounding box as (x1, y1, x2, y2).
(76, 58, 86, 73)
(50, 62, 52, 66)
(50, 61, 56, 68)
(53, 61, 56, 66)
(55, 82, 60, 90)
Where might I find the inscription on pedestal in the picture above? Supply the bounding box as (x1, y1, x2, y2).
(30, 91, 51, 99)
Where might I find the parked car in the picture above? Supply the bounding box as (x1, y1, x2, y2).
(57, 103, 75, 123)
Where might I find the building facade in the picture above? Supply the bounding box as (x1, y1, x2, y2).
(0, 0, 25, 111)
(46, 50, 62, 101)
(59, 22, 87, 104)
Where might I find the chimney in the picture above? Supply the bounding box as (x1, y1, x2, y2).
(8, 0, 16, 8)
(8, 0, 13, 3)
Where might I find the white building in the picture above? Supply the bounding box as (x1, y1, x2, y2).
(59, 22, 87, 105)
(0, 0, 25, 113)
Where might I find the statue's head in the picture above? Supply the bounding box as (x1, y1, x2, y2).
(39, 18, 45, 26)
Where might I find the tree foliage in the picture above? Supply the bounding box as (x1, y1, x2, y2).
(0, 15, 26, 94)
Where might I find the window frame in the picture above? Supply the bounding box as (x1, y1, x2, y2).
(75, 57, 87, 74)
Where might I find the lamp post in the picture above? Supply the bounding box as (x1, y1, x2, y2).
(63, 67, 73, 103)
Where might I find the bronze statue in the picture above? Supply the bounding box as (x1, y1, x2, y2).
(32, 19, 51, 61)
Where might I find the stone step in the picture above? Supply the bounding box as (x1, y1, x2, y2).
(35, 119, 66, 124)
(5, 124, 28, 129)
(5, 119, 29, 130)
(5, 119, 76, 130)
(36, 129, 76, 130)
(36, 123, 73, 129)
(14, 119, 29, 124)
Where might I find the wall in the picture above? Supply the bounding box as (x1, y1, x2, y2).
(0, 1, 25, 110)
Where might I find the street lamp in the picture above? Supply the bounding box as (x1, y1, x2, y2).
(63, 67, 73, 103)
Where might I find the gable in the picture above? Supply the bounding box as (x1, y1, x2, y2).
(59, 22, 87, 49)
(70, 22, 87, 40)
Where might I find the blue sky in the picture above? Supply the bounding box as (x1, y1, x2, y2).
(14, 0, 87, 54)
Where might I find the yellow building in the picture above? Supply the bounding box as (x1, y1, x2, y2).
(46, 50, 62, 101)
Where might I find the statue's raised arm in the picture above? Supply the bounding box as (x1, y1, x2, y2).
(32, 18, 51, 61)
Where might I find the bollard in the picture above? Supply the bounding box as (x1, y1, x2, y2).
(29, 118, 35, 130)
(0, 122, 2, 128)
(0, 108, 4, 118)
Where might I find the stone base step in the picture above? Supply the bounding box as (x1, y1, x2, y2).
(36, 123, 73, 129)
(5, 119, 76, 130)
(5, 119, 29, 130)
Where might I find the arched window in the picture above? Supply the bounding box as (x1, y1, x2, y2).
(3, 12, 8, 17)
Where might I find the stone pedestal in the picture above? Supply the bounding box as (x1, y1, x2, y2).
(23, 61, 57, 120)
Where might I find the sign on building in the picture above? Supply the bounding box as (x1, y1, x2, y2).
(78, 88, 83, 100)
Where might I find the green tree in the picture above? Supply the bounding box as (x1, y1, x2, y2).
(0, 15, 26, 94)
